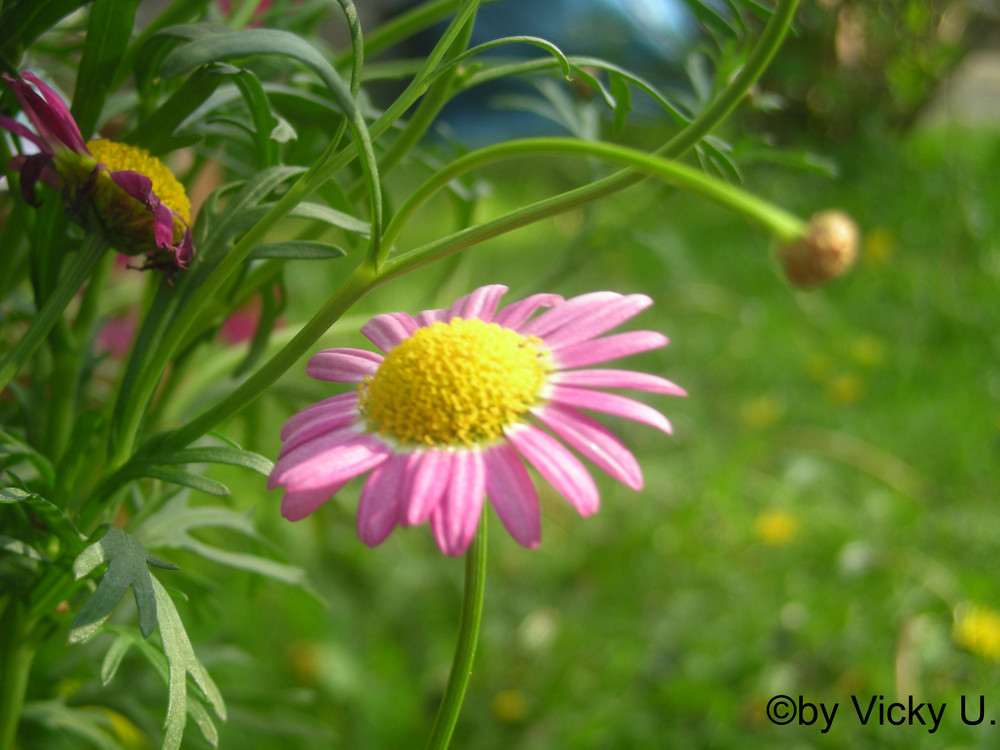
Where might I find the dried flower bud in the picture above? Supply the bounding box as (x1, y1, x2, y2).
(778, 210, 859, 288)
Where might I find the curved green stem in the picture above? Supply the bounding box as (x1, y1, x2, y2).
(380, 137, 806, 273)
(425, 512, 487, 750)
(0, 234, 107, 395)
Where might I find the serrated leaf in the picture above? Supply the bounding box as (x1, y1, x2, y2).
(153, 576, 226, 750)
(69, 526, 179, 643)
(0, 487, 84, 551)
(138, 495, 306, 585)
(248, 241, 346, 260)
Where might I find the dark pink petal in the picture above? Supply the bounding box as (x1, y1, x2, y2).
(552, 330, 668, 369)
(539, 294, 653, 349)
(361, 311, 419, 352)
(5, 73, 88, 152)
(429, 450, 485, 556)
(505, 423, 599, 517)
(268, 427, 390, 492)
(357, 452, 411, 546)
(306, 348, 383, 383)
(404, 450, 452, 526)
(13, 153, 53, 206)
(0, 114, 48, 150)
(546, 385, 673, 434)
(533, 404, 643, 490)
(519, 292, 621, 338)
(109, 170, 154, 206)
(281, 479, 348, 521)
(483, 443, 540, 548)
(279, 392, 359, 439)
(175, 225, 194, 268)
(447, 284, 507, 322)
(152, 202, 175, 251)
(493, 293, 563, 330)
(550, 368, 687, 396)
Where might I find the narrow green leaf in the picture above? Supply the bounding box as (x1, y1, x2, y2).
(150, 446, 274, 475)
(232, 67, 281, 168)
(0, 486, 84, 551)
(0, 0, 88, 73)
(247, 241, 346, 260)
(187, 696, 220, 747)
(610, 72, 632, 133)
(0, 428, 56, 487)
(71, 0, 142, 136)
(100, 633, 134, 685)
(69, 526, 179, 643)
(152, 576, 226, 750)
(140, 468, 230, 497)
(0, 535, 47, 561)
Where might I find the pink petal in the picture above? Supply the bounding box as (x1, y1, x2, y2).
(483, 443, 540, 548)
(546, 385, 673, 434)
(361, 312, 418, 352)
(429, 450, 485, 556)
(505, 423, 599, 517)
(280, 392, 359, 440)
(552, 330, 668, 369)
(415, 309, 448, 327)
(540, 294, 653, 349)
(152, 201, 175, 251)
(550, 368, 686, 396)
(447, 284, 507, 322)
(357, 452, 411, 546)
(404, 450, 452, 526)
(0, 114, 48, 150)
(279, 408, 361, 455)
(269, 428, 390, 492)
(493, 293, 563, 330)
(519, 292, 621, 338)
(306, 348, 383, 383)
(533, 404, 643, 490)
(281, 480, 348, 521)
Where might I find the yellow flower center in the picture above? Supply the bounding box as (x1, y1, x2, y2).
(86, 139, 191, 223)
(358, 318, 550, 447)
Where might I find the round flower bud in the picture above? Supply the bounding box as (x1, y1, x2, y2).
(778, 210, 859, 288)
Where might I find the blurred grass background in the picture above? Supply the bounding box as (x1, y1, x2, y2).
(50, 2, 1000, 747)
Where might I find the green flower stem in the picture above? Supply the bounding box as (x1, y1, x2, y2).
(425, 512, 487, 750)
(380, 137, 806, 273)
(0, 600, 36, 750)
(0, 234, 108, 395)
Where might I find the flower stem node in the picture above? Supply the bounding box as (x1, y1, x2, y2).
(778, 210, 859, 288)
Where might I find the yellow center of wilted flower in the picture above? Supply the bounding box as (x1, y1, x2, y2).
(86, 139, 191, 223)
(359, 318, 550, 447)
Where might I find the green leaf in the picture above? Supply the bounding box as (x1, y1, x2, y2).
(19, 700, 124, 750)
(150, 446, 274, 475)
(71, 0, 142, 136)
(0, 0, 88, 74)
(140, 468, 230, 497)
(0, 535, 47, 561)
(247, 241, 346, 260)
(100, 633, 134, 685)
(0, 428, 56, 487)
(153, 576, 226, 750)
(232, 67, 283, 168)
(0, 486, 84, 551)
(138, 495, 306, 586)
(69, 526, 179, 643)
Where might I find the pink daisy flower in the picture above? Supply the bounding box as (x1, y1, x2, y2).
(268, 285, 685, 556)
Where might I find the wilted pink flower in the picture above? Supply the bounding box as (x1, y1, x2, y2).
(268, 285, 685, 556)
(0, 72, 193, 269)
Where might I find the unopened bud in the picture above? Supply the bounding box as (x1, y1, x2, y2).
(778, 210, 859, 287)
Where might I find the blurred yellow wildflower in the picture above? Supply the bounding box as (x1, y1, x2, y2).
(825, 373, 864, 406)
(754, 510, 800, 545)
(740, 396, 783, 430)
(954, 604, 1000, 662)
(864, 226, 895, 266)
(849, 335, 885, 369)
(491, 689, 531, 724)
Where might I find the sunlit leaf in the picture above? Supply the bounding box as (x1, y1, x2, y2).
(248, 241, 346, 260)
(0, 486, 84, 551)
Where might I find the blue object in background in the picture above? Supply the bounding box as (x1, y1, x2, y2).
(386, 0, 697, 144)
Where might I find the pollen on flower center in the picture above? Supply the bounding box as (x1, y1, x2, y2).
(86, 139, 191, 223)
(358, 318, 550, 447)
